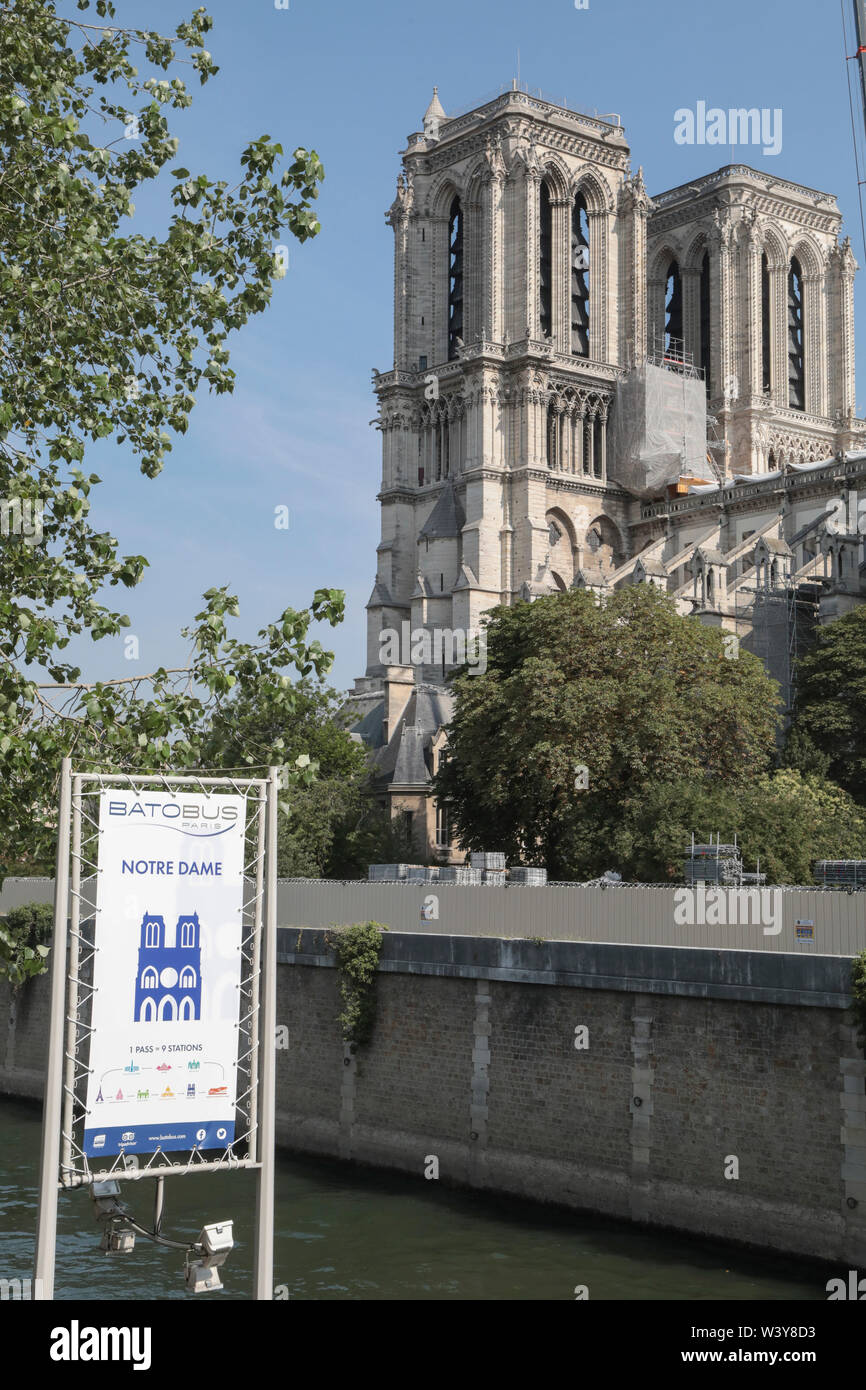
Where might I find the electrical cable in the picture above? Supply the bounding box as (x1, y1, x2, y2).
(842, 0, 866, 262)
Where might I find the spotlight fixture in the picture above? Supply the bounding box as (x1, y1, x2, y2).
(91, 1179, 135, 1254)
(184, 1220, 234, 1294)
(90, 1178, 126, 1219)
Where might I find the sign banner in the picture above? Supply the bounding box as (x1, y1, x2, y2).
(83, 789, 247, 1158)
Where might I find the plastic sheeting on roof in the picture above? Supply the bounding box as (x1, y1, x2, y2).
(732, 469, 783, 484)
(787, 457, 836, 472)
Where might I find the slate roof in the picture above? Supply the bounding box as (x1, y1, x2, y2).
(418, 481, 465, 540)
(364, 685, 455, 789)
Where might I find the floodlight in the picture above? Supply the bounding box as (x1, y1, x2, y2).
(90, 1179, 128, 1221)
(91, 1179, 121, 1199)
(199, 1221, 234, 1257)
(184, 1220, 234, 1294)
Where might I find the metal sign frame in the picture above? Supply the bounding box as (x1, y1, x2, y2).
(33, 759, 279, 1300)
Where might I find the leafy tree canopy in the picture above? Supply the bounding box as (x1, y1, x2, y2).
(787, 606, 866, 803)
(0, 1, 335, 879)
(433, 586, 782, 880)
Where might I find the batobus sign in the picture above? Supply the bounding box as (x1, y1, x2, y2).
(83, 789, 246, 1159)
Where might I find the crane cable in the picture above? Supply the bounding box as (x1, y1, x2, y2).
(842, 0, 866, 263)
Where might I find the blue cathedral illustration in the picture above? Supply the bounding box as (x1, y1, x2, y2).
(133, 911, 202, 1023)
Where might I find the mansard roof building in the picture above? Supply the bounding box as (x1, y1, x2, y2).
(348, 85, 866, 860)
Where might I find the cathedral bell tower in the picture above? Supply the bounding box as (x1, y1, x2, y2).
(362, 84, 647, 684)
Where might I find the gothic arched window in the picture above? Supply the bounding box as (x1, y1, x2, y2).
(788, 257, 805, 411)
(664, 260, 683, 353)
(546, 403, 559, 470)
(593, 416, 603, 478)
(761, 253, 771, 393)
(539, 180, 553, 338)
(699, 252, 711, 394)
(571, 194, 590, 357)
(447, 196, 463, 361)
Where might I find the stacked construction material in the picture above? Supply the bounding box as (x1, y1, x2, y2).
(438, 865, 483, 885)
(814, 860, 866, 889)
(368, 858, 548, 886)
(470, 851, 506, 871)
(368, 864, 419, 881)
(508, 866, 548, 886)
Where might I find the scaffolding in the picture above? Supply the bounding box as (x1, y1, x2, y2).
(814, 860, 866, 888)
(737, 576, 822, 717)
(683, 833, 766, 888)
(647, 333, 703, 381)
(684, 833, 743, 887)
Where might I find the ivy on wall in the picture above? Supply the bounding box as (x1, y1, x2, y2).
(0, 901, 52, 989)
(330, 921, 387, 1047)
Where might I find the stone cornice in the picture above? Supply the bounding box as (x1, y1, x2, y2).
(650, 195, 839, 241)
(373, 349, 621, 397)
(404, 90, 629, 157)
(651, 164, 839, 214)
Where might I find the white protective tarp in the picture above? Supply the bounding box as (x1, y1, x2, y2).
(612, 363, 709, 498)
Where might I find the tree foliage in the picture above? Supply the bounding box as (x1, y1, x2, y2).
(787, 607, 866, 803)
(606, 770, 866, 884)
(433, 586, 782, 880)
(0, 2, 335, 878)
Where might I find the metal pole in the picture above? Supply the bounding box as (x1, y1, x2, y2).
(253, 766, 279, 1300)
(153, 1177, 165, 1236)
(247, 787, 268, 1165)
(34, 756, 73, 1300)
(60, 775, 82, 1183)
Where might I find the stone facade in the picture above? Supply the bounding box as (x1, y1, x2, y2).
(349, 87, 866, 859)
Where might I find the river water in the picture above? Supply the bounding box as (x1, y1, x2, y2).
(0, 1097, 828, 1301)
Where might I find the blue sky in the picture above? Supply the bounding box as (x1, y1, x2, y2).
(66, 0, 866, 694)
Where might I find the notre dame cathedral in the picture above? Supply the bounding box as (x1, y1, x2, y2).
(348, 85, 866, 858)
